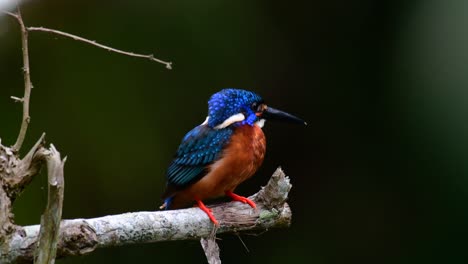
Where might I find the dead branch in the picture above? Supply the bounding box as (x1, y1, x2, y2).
(2, 9, 172, 70)
(2, 168, 292, 264)
(34, 145, 66, 264)
(27, 27, 172, 69)
(1, 6, 66, 264)
(9, 6, 32, 153)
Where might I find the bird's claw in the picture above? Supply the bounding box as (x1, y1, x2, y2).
(196, 199, 219, 226)
(225, 191, 257, 209)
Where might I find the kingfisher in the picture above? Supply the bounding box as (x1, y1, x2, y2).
(160, 88, 306, 225)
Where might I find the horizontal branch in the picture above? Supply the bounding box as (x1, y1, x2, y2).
(2, 11, 172, 69)
(2, 168, 292, 263)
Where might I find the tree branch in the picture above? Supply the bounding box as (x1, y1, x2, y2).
(2, 10, 18, 19)
(34, 145, 66, 264)
(11, 6, 32, 153)
(3, 10, 172, 69)
(201, 235, 221, 264)
(2, 168, 292, 264)
(27, 27, 173, 69)
(3, 7, 173, 153)
(0, 142, 21, 244)
(3, 133, 46, 199)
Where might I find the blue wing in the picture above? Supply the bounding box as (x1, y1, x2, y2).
(165, 124, 233, 189)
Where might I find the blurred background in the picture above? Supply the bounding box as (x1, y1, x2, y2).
(1, 0, 468, 263)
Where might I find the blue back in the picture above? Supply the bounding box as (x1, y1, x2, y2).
(163, 88, 264, 203)
(165, 125, 233, 188)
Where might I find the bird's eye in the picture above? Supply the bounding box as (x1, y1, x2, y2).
(252, 102, 265, 112)
(251, 102, 258, 110)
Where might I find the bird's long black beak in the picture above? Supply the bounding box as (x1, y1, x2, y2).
(262, 106, 307, 125)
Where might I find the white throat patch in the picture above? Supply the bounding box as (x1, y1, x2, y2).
(201, 116, 209, 125)
(214, 113, 245, 129)
(255, 119, 266, 128)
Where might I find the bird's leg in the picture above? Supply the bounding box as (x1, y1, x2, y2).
(196, 199, 219, 226)
(225, 191, 256, 208)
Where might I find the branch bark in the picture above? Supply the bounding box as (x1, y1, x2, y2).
(11, 6, 32, 153)
(0, 142, 16, 242)
(27, 27, 172, 69)
(201, 236, 221, 264)
(34, 145, 66, 264)
(0, 134, 45, 246)
(2, 10, 172, 70)
(2, 168, 292, 264)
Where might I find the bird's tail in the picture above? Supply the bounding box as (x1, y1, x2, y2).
(159, 196, 174, 210)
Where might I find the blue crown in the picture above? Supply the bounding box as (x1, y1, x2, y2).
(207, 89, 263, 128)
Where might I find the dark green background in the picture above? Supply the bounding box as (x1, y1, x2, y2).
(2, 0, 468, 263)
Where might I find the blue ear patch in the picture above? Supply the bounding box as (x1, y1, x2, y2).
(207, 89, 262, 128)
(242, 113, 257, 126)
(241, 106, 257, 126)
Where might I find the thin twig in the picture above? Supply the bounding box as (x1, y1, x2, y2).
(10, 96, 24, 103)
(27, 27, 173, 69)
(236, 234, 250, 253)
(2, 10, 18, 19)
(4, 8, 172, 151)
(11, 7, 32, 153)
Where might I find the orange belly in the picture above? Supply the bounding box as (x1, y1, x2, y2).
(170, 124, 266, 208)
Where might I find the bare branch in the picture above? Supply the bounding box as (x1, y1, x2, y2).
(27, 27, 173, 69)
(10, 96, 24, 103)
(2, 133, 46, 199)
(2, 10, 18, 19)
(201, 235, 221, 264)
(197, 166, 293, 263)
(35, 145, 66, 264)
(4, 7, 172, 151)
(10, 7, 32, 153)
(0, 133, 46, 251)
(3, 168, 292, 263)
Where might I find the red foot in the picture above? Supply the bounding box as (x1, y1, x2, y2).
(196, 199, 219, 226)
(225, 191, 256, 208)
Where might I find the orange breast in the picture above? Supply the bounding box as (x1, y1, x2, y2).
(171, 124, 266, 208)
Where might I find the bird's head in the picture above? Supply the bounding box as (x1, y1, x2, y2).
(206, 88, 306, 129)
